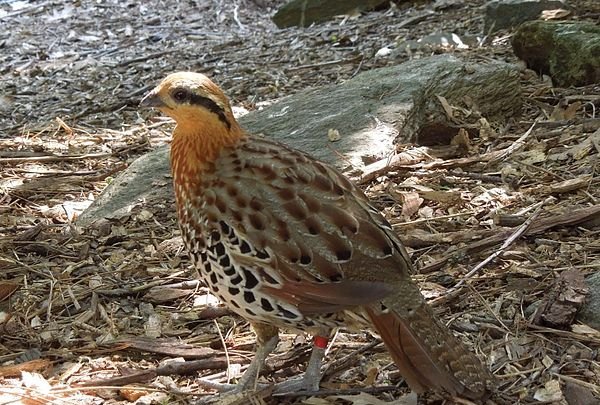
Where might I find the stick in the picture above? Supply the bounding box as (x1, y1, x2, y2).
(451, 197, 554, 290)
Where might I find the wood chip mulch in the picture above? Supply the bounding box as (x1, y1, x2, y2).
(1, 0, 599, 404)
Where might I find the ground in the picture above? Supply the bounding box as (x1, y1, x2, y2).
(0, 0, 599, 404)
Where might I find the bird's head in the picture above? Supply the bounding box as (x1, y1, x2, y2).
(140, 72, 238, 134)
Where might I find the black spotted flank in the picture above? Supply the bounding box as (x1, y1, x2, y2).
(210, 230, 221, 243)
(261, 270, 279, 285)
(256, 250, 269, 260)
(277, 305, 297, 319)
(219, 221, 231, 235)
(187, 90, 231, 129)
(261, 298, 274, 312)
(243, 268, 259, 289)
(228, 287, 239, 296)
(240, 240, 251, 254)
(214, 242, 225, 257)
(244, 291, 256, 303)
(219, 255, 231, 267)
(204, 262, 212, 273)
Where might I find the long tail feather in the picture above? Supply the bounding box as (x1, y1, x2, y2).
(365, 302, 493, 399)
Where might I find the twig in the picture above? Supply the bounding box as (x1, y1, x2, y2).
(0, 152, 113, 164)
(232, 3, 246, 31)
(214, 319, 233, 384)
(392, 210, 479, 227)
(420, 204, 600, 274)
(322, 340, 381, 379)
(350, 54, 365, 78)
(272, 384, 404, 398)
(0, 140, 149, 164)
(451, 197, 553, 290)
(487, 119, 538, 164)
(554, 373, 600, 395)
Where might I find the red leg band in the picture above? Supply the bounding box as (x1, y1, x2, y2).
(313, 335, 328, 349)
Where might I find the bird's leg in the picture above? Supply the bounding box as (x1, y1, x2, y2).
(274, 334, 329, 394)
(233, 323, 279, 391)
(198, 322, 279, 394)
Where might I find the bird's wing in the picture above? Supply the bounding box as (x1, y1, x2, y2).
(200, 135, 414, 314)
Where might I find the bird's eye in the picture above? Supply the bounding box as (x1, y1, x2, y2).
(173, 89, 187, 102)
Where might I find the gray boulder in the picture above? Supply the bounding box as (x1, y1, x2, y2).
(484, 0, 571, 33)
(273, 0, 389, 28)
(512, 21, 600, 87)
(77, 55, 521, 225)
(579, 272, 600, 331)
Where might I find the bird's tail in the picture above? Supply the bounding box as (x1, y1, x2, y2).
(365, 298, 493, 399)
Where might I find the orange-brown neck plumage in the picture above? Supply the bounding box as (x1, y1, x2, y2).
(138, 71, 245, 190)
(170, 108, 244, 188)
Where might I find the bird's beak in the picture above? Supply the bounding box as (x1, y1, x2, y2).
(140, 90, 165, 108)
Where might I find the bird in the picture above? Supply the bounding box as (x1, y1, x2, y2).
(139, 72, 495, 400)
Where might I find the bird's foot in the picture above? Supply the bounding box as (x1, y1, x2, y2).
(193, 381, 273, 405)
(272, 335, 327, 394)
(195, 379, 238, 393)
(272, 371, 322, 394)
(196, 332, 279, 395)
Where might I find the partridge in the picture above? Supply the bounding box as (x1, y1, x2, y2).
(140, 72, 494, 399)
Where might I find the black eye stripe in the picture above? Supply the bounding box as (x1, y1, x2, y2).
(188, 93, 231, 130)
(169, 87, 231, 130)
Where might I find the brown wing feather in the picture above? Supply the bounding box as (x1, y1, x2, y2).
(200, 135, 411, 313)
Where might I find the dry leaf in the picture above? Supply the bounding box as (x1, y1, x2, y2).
(542, 8, 571, 19)
(398, 192, 424, 219)
(334, 392, 418, 405)
(571, 324, 600, 336)
(451, 127, 470, 151)
(363, 366, 378, 386)
(0, 360, 52, 378)
(303, 397, 333, 405)
(327, 128, 341, 142)
(533, 379, 564, 402)
(0, 281, 19, 302)
(120, 388, 148, 401)
(136, 209, 154, 221)
(515, 149, 547, 165)
(420, 190, 462, 205)
(478, 117, 496, 140)
(21, 371, 52, 391)
(436, 95, 454, 119)
(550, 101, 582, 121)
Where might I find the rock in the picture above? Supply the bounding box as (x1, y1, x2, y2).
(484, 0, 571, 33)
(400, 56, 521, 146)
(77, 147, 174, 226)
(272, 0, 389, 28)
(578, 272, 600, 331)
(77, 55, 521, 225)
(512, 21, 600, 87)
